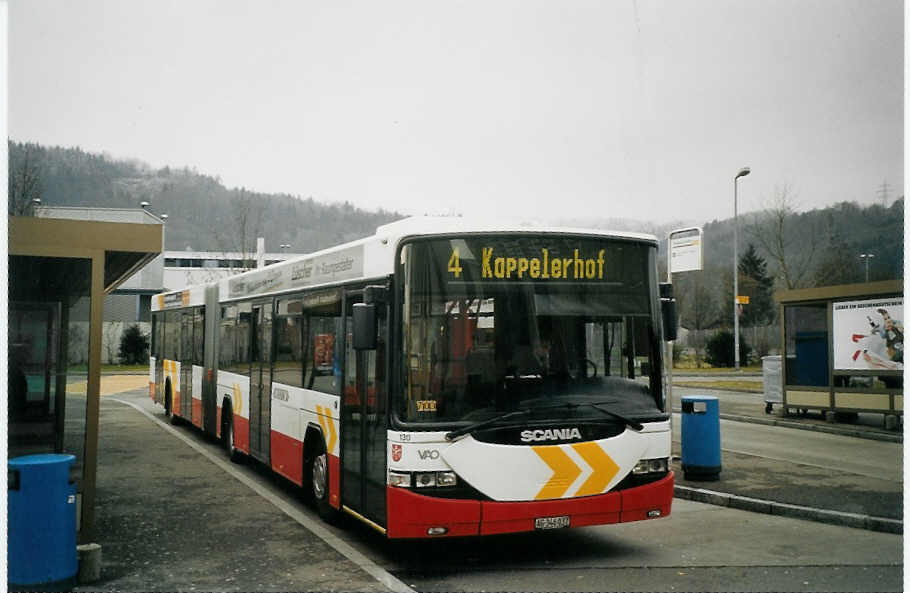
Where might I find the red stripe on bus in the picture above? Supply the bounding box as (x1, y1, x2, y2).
(192, 398, 203, 428)
(386, 487, 481, 538)
(329, 454, 340, 509)
(232, 415, 250, 453)
(385, 472, 673, 538)
(619, 472, 675, 523)
(270, 430, 303, 485)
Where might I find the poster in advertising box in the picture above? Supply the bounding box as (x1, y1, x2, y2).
(832, 298, 903, 371)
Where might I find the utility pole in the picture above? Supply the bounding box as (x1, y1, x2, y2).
(877, 181, 890, 208)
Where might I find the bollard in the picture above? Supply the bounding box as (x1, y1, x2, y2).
(680, 395, 721, 481)
(77, 543, 103, 583)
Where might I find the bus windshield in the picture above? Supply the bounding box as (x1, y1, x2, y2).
(397, 235, 665, 427)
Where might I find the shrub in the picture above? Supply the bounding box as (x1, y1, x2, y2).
(119, 324, 150, 365)
(705, 330, 751, 368)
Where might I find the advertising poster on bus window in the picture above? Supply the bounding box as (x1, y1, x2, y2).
(833, 298, 903, 371)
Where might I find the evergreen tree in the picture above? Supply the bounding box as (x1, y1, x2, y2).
(737, 244, 775, 326)
(119, 324, 150, 365)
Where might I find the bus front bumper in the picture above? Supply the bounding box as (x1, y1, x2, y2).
(385, 471, 674, 538)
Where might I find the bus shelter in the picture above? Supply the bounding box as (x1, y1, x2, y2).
(9, 209, 163, 543)
(775, 280, 902, 429)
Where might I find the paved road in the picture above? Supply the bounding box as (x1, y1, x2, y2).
(374, 500, 901, 592)
(671, 413, 902, 481)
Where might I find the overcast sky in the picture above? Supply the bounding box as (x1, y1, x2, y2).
(8, 0, 904, 225)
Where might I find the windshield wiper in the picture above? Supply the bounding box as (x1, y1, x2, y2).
(584, 401, 644, 432)
(444, 400, 645, 441)
(445, 409, 530, 441)
(506, 399, 644, 432)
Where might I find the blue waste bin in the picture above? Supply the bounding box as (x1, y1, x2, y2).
(8, 453, 78, 590)
(680, 395, 721, 481)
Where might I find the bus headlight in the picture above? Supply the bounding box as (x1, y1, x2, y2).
(435, 471, 457, 487)
(632, 458, 668, 475)
(415, 472, 437, 488)
(389, 470, 457, 488)
(388, 471, 412, 488)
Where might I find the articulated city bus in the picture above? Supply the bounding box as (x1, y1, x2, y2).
(150, 216, 677, 538)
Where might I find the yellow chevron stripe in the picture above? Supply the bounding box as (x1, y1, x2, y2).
(571, 442, 620, 497)
(315, 405, 328, 437)
(324, 407, 338, 455)
(533, 445, 581, 500)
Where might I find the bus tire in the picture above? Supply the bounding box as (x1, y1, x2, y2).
(222, 406, 243, 464)
(164, 385, 173, 419)
(310, 440, 338, 523)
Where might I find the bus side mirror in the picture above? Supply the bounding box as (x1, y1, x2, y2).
(353, 303, 377, 350)
(660, 283, 678, 342)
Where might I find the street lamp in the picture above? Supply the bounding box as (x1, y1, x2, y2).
(733, 166, 751, 371)
(859, 253, 875, 282)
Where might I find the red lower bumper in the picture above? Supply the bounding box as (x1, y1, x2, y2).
(385, 472, 674, 539)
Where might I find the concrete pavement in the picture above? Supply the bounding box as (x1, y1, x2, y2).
(76, 389, 410, 592)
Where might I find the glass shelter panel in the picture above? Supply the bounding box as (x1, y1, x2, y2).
(784, 304, 829, 387)
(9, 256, 92, 492)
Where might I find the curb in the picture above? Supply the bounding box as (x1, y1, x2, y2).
(673, 383, 764, 395)
(674, 485, 902, 535)
(671, 408, 902, 443)
(717, 412, 902, 444)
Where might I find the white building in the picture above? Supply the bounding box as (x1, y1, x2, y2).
(161, 249, 296, 290)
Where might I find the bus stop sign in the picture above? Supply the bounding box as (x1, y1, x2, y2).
(669, 227, 703, 274)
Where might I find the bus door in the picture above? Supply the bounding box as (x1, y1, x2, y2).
(340, 290, 388, 526)
(248, 302, 273, 462)
(202, 286, 218, 436)
(180, 310, 194, 419)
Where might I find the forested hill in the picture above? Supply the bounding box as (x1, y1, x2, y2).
(8, 141, 404, 252)
(9, 141, 904, 291)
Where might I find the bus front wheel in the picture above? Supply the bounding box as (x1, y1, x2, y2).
(310, 445, 338, 523)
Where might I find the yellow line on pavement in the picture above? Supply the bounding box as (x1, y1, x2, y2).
(66, 375, 149, 396)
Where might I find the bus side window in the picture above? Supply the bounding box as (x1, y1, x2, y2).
(193, 308, 204, 366)
(220, 306, 237, 370)
(234, 302, 252, 376)
(164, 311, 179, 361)
(274, 313, 304, 389)
(302, 289, 342, 395)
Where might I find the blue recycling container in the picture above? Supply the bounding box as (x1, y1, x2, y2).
(680, 395, 721, 481)
(8, 454, 78, 590)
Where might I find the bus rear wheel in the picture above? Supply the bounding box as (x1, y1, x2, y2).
(222, 407, 243, 464)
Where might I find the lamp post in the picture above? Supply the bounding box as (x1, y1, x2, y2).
(859, 253, 875, 282)
(733, 166, 751, 371)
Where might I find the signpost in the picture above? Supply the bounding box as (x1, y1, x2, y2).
(666, 227, 704, 436)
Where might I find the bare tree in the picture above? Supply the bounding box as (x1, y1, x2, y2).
(747, 185, 819, 290)
(102, 321, 123, 365)
(675, 270, 721, 367)
(211, 189, 264, 275)
(8, 143, 43, 215)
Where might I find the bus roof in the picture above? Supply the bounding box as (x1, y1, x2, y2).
(153, 216, 659, 309)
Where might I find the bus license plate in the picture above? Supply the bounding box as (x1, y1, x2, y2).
(535, 515, 570, 530)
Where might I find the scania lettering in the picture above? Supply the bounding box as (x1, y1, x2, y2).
(520, 428, 583, 442)
(150, 216, 676, 539)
